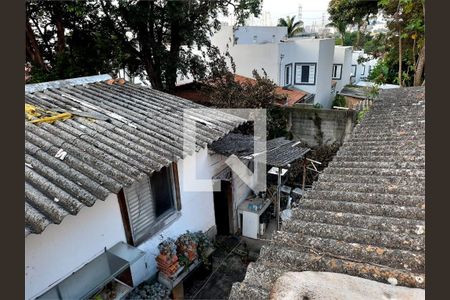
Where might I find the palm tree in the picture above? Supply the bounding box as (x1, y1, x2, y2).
(277, 16, 304, 38)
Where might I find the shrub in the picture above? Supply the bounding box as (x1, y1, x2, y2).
(332, 94, 346, 108)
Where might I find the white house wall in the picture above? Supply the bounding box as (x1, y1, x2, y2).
(234, 26, 287, 44)
(228, 43, 281, 82)
(352, 50, 365, 83)
(278, 38, 334, 108)
(316, 39, 335, 108)
(333, 46, 353, 92)
(25, 193, 127, 300)
(135, 147, 223, 278)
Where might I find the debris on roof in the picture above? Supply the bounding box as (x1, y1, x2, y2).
(229, 87, 425, 299)
(25, 75, 246, 236)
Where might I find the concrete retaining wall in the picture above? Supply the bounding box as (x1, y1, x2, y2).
(288, 106, 356, 147)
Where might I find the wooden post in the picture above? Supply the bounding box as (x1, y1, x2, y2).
(172, 282, 184, 300)
(302, 159, 307, 190)
(277, 169, 281, 230)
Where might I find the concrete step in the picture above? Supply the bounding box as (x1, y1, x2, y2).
(302, 190, 424, 208)
(323, 167, 425, 178)
(282, 220, 424, 252)
(292, 207, 425, 233)
(313, 181, 424, 196)
(271, 231, 424, 273)
(258, 245, 425, 288)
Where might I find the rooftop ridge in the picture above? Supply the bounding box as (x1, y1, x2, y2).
(25, 74, 112, 94)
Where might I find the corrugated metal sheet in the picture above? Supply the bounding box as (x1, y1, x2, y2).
(210, 133, 310, 167)
(25, 77, 246, 236)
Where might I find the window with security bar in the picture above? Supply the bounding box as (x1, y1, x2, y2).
(294, 63, 317, 85)
(332, 64, 342, 80)
(123, 165, 179, 245)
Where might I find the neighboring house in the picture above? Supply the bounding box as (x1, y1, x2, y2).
(173, 74, 309, 107)
(24, 75, 246, 299)
(229, 87, 425, 299)
(332, 46, 353, 92)
(211, 26, 336, 108)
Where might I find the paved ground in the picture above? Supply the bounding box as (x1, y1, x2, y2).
(183, 235, 265, 299)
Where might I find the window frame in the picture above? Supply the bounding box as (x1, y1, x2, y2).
(361, 64, 366, 75)
(119, 163, 181, 246)
(284, 63, 293, 86)
(351, 64, 357, 77)
(332, 64, 343, 80)
(294, 62, 317, 85)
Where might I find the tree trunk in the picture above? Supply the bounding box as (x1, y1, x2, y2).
(54, 16, 66, 54)
(165, 23, 181, 93)
(414, 45, 425, 86)
(26, 20, 47, 70)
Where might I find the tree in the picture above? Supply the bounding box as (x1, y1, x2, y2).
(328, 0, 379, 49)
(326, 21, 347, 45)
(379, 0, 425, 86)
(26, 0, 126, 83)
(277, 15, 304, 38)
(26, 0, 263, 91)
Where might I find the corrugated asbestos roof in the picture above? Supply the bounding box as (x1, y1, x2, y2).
(24, 76, 246, 237)
(229, 87, 425, 299)
(210, 133, 310, 167)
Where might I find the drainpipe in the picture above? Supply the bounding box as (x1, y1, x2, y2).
(279, 54, 285, 86)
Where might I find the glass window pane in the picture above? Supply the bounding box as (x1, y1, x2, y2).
(301, 65, 310, 83)
(151, 166, 174, 217)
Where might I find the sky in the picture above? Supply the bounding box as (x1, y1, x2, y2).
(261, 0, 332, 26)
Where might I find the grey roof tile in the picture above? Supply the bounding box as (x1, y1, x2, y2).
(25, 77, 245, 236)
(231, 87, 426, 298)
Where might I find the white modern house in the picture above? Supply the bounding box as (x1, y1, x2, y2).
(332, 46, 353, 93)
(211, 26, 336, 108)
(24, 75, 249, 300)
(351, 50, 379, 84)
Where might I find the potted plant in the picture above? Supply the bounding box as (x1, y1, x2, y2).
(176, 231, 198, 266)
(156, 238, 179, 277)
(192, 231, 213, 267)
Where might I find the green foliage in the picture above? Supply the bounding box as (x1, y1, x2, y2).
(327, 0, 425, 86)
(313, 103, 323, 109)
(277, 15, 304, 37)
(357, 108, 369, 123)
(26, 0, 263, 91)
(205, 69, 289, 138)
(332, 94, 347, 108)
(365, 84, 380, 101)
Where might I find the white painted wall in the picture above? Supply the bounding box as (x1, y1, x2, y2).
(333, 46, 353, 92)
(315, 39, 335, 108)
(25, 193, 127, 300)
(228, 43, 281, 83)
(279, 38, 335, 107)
(351, 50, 365, 84)
(135, 147, 222, 277)
(234, 26, 287, 44)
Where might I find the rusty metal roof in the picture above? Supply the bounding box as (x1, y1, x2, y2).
(24, 76, 246, 237)
(230, 87, 425, 299)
